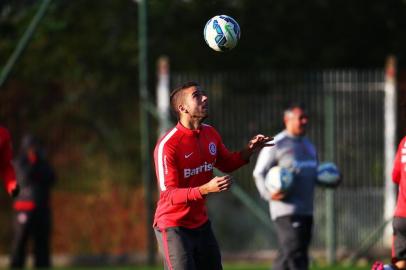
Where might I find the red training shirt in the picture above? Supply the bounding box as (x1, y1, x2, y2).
(153, 122, 248, 229)
(0, 127, 17, 195)
(394, 136, 406, 217)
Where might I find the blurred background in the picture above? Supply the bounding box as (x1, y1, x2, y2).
(1, 0, 406, 268)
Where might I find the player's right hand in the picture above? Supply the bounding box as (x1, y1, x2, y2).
(199, 175, 232, 195)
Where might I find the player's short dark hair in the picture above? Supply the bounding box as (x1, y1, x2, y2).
(170, 81, 199, 118)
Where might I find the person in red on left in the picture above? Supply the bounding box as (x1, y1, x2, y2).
(0, 126, 19, 197)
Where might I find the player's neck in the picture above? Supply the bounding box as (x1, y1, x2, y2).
(285, 129, 305, 137)
(179, 117, 202, 130)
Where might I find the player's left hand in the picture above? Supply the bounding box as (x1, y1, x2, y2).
(240, 134, 274, 161)
(248, 134, 274, 152)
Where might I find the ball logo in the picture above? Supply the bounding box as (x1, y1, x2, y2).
(209, 142, 217, 155)
(204, 15, 240, 52)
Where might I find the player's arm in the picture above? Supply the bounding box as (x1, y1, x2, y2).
(155, 143, 204, 205)
(214, 130, 273, 173)
(215, 141, 247, 173)
(198, 175, 232, 195)
(392, 138, 404, 184)
(0, 131, 19, 197)
(253, 146, 277, 201)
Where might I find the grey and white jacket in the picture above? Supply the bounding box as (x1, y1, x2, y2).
(253, 130, 318, 220)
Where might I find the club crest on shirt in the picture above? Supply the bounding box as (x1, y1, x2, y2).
(209, 142, 216, 155)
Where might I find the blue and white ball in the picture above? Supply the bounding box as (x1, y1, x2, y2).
(203, 15, 241, 52)
(265, 166, 294, 195)
(316, 162, 341, 188)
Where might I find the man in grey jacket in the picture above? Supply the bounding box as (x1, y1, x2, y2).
(253, 103, 318, 270)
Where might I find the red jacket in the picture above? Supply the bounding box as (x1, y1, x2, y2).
(153, 122, 247, 229)
(394, 136, 406, 217)
(0, 127, 17, 196)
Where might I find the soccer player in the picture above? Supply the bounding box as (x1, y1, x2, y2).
(153, 81, 273, 270)
(253, 104, 318, 270)
(372, 136, 406, 270)
(0, 126, 19, 197)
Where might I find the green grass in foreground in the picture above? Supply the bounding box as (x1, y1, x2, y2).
(52, 264, 371, 270)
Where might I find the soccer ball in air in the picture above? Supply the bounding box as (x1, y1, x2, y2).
(203, 15, 241, 52)
(316, 162, 341, 188)
(265, 166, 294, 195)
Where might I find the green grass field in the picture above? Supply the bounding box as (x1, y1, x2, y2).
(53, 264, 371, 270)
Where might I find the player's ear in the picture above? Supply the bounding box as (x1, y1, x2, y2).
(178, 104, 188, 114)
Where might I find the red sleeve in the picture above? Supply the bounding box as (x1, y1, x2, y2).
(0, 128, 17, 195)
(393, 137, 405, 184)
(212, 129, 248, 173)
(154, 136, 203, 205)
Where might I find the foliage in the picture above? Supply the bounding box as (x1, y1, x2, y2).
(148, 0, 406, 70)
(0, 0, 401, 258)
(0, 188, 147, 254)
(1, 1, 142, 189)
(1, 0, 405, 190)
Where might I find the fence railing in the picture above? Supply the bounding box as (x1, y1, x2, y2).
(172, 69, 387, 252)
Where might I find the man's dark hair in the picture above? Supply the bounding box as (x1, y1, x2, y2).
(169, 81, 199, 118)
(283, 102, 306, 117)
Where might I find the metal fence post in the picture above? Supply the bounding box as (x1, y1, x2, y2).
(156, 56, 172, 137)
(383, 55, 397, 247)
(324, 71, 336, 264)
(138, 0, 155, 265)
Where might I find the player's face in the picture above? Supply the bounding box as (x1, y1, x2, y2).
(182, 86, 208, 120)
(285, 108, 308, 136)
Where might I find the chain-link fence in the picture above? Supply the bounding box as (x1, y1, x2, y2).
(172, 69, 386, 254)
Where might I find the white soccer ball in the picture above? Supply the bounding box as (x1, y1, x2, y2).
(265, 166, 294, 195)
(316, 162, 341, 188)
(203, 15, 241, 52)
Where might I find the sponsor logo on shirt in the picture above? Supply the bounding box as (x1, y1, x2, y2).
(209, 142, 216, 155)
(184, 162, 214, 178)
